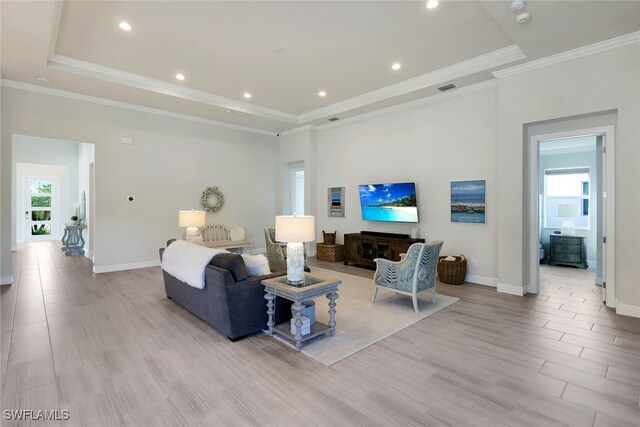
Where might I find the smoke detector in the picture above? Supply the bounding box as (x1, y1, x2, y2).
(510, 0, 526, 12)
(516, 11, 531, 23)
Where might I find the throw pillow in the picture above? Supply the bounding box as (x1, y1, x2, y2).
(241, 254, 271, 277)
(210, 253, 248, 282)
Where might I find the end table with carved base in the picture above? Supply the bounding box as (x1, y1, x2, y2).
(262, 273, 341, 352)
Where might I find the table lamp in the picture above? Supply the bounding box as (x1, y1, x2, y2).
(557, 204, 579, 235)
(275, 215, 315, 285)
(178, 210, 206, 242)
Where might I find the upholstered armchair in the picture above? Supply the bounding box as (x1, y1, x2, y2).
(264, 228, 310, 274)
(371, 241, 443, 312)
(264, 228, 287, 273)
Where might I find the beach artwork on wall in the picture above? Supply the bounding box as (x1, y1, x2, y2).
(451, 180, 486, 223)
(328, 187, 345, 217)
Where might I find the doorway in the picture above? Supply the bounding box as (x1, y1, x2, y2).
(288, 161, 305, 215)
(25, 176, 59, 242)
(527, 126, 615, 306)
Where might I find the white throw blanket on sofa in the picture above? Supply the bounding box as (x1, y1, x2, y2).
(161, 240, 229, 289)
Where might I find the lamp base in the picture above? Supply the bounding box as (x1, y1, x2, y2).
(185, 227, 203, 242)
(561, 219, 575, 235)
(286, 242, 305, 284)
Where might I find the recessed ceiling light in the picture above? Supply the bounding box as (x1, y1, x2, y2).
(318, 91, 326, 97)
(392, 63, 402, 71)
(119, 21, 132, 31)
(426, 0, 439, 9)
(35, 76, 51, 83)
(175, 73, 185, 81)
(243, 92, 252, 99)
(273, 47, 284, 54)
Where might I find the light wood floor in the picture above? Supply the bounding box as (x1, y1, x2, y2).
(2, 242, 640, 426)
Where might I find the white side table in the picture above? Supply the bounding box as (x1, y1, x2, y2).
(61, 223, 87, 256)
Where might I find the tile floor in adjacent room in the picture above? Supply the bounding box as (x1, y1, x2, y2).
(1, 242, 640, 426)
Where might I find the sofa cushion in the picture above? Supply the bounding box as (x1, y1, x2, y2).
(210, 253, 248, 282)
(241, 254, 271, 276)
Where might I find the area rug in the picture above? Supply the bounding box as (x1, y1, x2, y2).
(274, 267, 459, 366)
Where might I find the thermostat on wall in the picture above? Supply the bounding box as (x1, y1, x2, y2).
(121, 137, 133, 145)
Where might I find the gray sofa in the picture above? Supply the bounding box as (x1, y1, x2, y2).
(159, 241, 292, 341)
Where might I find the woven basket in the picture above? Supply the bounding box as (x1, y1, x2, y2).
(437, 255, 467, 285)
(322, 230, 336, 245)
(317, 243, 345, 262)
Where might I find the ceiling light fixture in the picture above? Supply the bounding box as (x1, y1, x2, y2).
(392, 63, 401, 71)
(426, 0, 439, 9)
(175, 73, 185, 81)
(243, 92, 252, 99)
(119, 21, 132, 31)
(318, 91, 326, 97)
(35, 76, 51, 83)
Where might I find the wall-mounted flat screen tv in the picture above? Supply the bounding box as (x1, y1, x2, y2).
(358, 182, 419, 223)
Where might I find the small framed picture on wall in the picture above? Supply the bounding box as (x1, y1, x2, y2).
(328, 187, 345, 217)
(451, 180, 486, 223)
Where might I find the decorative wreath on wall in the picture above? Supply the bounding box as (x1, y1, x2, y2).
(201, 186, 225, 213)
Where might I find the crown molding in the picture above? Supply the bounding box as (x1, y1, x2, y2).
(280, 124, 318, 137)
(48, 0, 63, 57)
(1, 79, 276, 136)
(317, 79, 499, 132)
(493, 31, 640, 79)
(298, 45, 524, 123)
(47, 54, 298, 124)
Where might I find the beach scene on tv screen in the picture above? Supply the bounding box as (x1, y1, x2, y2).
(359, 182, 418, 222)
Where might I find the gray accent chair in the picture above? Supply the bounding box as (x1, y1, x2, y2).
(264, 228, 287, 273)
(160, 240, 292, 341)
(264, 228, 310, 274)
(371, 241, 444, 312)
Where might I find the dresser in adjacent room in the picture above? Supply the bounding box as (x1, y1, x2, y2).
(549, 235, 588, 269)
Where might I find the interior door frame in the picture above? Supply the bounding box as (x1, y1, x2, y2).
(24, 175, 60, 242)
(526, 126, 615, 306)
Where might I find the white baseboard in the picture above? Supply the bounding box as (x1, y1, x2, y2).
(11, 246, 17, 252)
(595, 276, 603, 286)
(465, 274, 497, 287)
(616, 303, 640, 319)
(497, 282, 525, 296)
(94, 260, 160, 274)
(587, 260, 597, 269)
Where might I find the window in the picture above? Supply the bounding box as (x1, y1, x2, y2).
(544, 168, 590, 230)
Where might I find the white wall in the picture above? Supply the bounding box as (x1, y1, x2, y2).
(312, 43, 639, 314)
(1, 87, 279, 274)
(279, 127, 318, 255)
(12, 135, 79, 246)
(497, 43, 640, 310)
(316, 87, 499, 285)
(78, 142, 95, 254)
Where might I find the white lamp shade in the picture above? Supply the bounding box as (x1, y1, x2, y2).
(275, 215, 315, 242)
(557, 204, 579, 218)
(178, 210, 206, 228)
